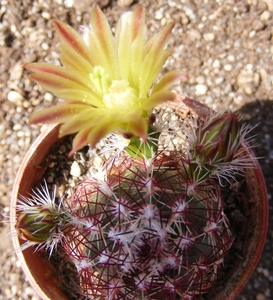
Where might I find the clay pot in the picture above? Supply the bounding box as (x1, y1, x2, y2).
(207, 140, 268, 300)
(10, 124, 68, 300)
(10, 100, 268, 300)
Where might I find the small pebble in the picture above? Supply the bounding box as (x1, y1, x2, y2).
(184, 5, 196, 20)
(70, 161, 83, 177)
(227, 55, 235, 62)
(117, 0, 134, 7)
(212, 59, 220, 68)
(64, 0, 74, 8)
(204, 33, 215, 41)
(41, 11, 51, 20)
(260, 11, 271, 21)
(59, 144, 67, 154)
(252, 20, 265, 31)
(41, 42, 49, 50)
(224, 64, 233, 71)
(195, 84, 208, 95)
(7, 91, 23, 104)
(44, 92, 54, 102)
(13, 124, 21, 131)
(256, 293, 266, 300)
(215, 77, 224, 85)
(188, 29, 201, 40)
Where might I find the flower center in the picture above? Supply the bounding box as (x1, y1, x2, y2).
(90, 66, 138, 111)
(90, 66, 111, 94)
(103, 80, 137, 110)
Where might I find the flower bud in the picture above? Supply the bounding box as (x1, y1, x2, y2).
(195, 113, 240, 165)
(16, 206, 61, 244)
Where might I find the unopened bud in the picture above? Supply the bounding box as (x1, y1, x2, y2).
(195, 113, 240, 165)
(16, 206, 61, 244)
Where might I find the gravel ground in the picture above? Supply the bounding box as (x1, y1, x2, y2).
(1, 0, 273, 299)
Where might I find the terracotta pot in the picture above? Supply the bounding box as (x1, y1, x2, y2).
(10, 100, 268, 299)
(207, 140, 268, 300)
(10, 124, 68, 300)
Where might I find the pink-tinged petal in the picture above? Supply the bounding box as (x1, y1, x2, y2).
(69, 127, 93, 157)
(28, 72, 87, 92)
(115, 17, 132, 80)
(115, 6, 145, 45)
(29, 103, 91, 125)
(126, 113, 148, 141)
(52, 89, 101, 104)
(139, 50, 171, 96)
(153, 71, 188, 93)
(143, 91, 176, 110)
(130, 6, 145, 41)
(58, 45, 93, 78)
(28, 73, 103, 106)
(128, 7, 146, 88)
(87, 119, 118, 148)
(54, 20, 94, 65)
(24, 63, 90, 88)
(59, 108, 99, 137)
(89, 6, 117, 77)
(138, 23, 174, 92)
(69, 119, 118, 156)
(115, 6, 146, 82)
(144, 23, 174, 56)
(129, 35, 145, 89)
(84, 33, 114, 78)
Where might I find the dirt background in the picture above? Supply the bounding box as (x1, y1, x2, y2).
(0, 0, 273, 299)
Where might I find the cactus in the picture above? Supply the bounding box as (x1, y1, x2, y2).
(61, 152, 233, 299)
(16, 105, 253, 299)
(15, 101, 254, 299)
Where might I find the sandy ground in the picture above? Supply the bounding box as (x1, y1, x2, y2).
(1, 0, 273, 299)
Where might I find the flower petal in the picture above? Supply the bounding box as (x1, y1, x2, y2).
(59, 108, 104, 137)
(27, 72, 85, 92)
(116, 6, 146, 86)
(153, 70, 187, 93)
(54, 20, 94, 65)
(24, 63, 91, 89)
(143, 91, 176, 110)
(87, 6, 117, 78)
(28, 73, 103, 106)
(70, 119, 118, 156)
(137, 23, 174, 94)
(70, 127, 93, 157)
(58, 44, 93, 78)
(139, 50, 172, 96)
(29, 103, 91, 124)
(126, 112, 148, 140)
(144, 23, 174, 56)
(87, 119, 118, 148)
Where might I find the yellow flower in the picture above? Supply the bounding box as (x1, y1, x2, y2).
(25, 5, 184, 155)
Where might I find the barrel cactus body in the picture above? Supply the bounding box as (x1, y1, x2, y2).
(63, 153, 233, 299)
